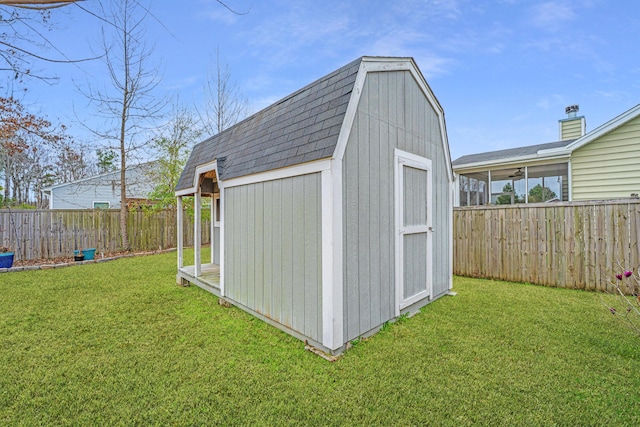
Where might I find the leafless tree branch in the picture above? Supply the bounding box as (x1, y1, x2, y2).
(214, 0, 250, 16)
(79, 0, 165, 250)
(197, 46, 249, 137)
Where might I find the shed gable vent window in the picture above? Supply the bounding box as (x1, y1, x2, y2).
(93, 201, 110, 209)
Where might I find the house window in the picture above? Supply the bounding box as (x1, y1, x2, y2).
(93, 201, 110, 209)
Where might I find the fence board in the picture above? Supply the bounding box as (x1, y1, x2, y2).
(0, 208, 209, 261)
(454, 199, 640, 291)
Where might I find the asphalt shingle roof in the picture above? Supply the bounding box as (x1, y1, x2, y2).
(176, 57, 362, 191)
(451, 139, 574, 167)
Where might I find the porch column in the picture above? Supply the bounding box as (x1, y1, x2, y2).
(214, 194, 216, 264)
(219, 188, 225, 296)
(194, 188, 201, 277)
(466, 178, 470, 206)
(524, 167, 529, 204)
(177, 196, 184, 268)
(487, 170, 492, 205)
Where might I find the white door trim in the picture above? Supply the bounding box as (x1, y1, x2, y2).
(394, 149, 433, 316)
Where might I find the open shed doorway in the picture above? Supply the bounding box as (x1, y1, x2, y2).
(176, 168, 221, 293)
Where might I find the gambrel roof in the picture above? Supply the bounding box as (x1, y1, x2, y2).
(176, 58, 362, 191)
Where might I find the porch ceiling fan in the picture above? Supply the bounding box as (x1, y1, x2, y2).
(508, 167, 524, 178)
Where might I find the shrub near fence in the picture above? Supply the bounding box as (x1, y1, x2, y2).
(454, 200, 640, 292)
(0, 209, 210, 261)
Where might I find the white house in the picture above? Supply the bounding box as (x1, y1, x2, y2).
(42, 162, 157, 209)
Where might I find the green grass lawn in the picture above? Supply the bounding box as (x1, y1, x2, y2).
(1, 251, 638, 426)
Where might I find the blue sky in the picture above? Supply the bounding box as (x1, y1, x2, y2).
(16, 0, 640, 161)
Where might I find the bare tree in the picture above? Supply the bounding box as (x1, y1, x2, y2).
(0, 2, 98, 87)
(79, 0, 164, 251)
(147, 102, 202, 211)
(0, 95, 66, 204)
(5, 144, 47, 204)
(54, 142, 89, 182)
(198, 47, 249, 136)
(1, 130, 75, 207)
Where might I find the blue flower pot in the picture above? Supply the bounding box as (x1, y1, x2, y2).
(81, 248, 96, 261)
(0, 252, 14, 268)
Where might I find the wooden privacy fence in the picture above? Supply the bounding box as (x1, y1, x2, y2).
(454, 200, 640, 292)
(0, 209, 210, 261)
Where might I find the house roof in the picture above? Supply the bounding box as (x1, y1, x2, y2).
(544, 103, 640, 154)
(175, 57, 362, 191)
(41, 161, 158, 193)
(452, 103, 640, 171)
(452, 140, 573, 168)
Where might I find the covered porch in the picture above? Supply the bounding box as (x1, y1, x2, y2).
(175, 162, 223, 296)
(457, 161, 570, 206)
(177, 262, 221, 296)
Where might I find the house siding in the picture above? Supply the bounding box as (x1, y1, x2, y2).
(51, 175, 119, 209)
(342, 70, 451, 341)
(224, 173, 322, 342)
(571, 115, 640, 200)
(560, 117, 584, 140)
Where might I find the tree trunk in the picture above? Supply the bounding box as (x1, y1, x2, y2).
(4, 157, 11, 201)
(119, 115, 129, 251)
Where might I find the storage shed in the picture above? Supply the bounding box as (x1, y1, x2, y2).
(175, 56, 454, 355)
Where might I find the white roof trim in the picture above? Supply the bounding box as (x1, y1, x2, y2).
(175, 160, 219, 196)
(223, 158, 331, 189)
(332, 59, 368, 162)
(335, 57, 454, 182)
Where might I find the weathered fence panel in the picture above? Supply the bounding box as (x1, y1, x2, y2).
(454, 200, 640, 291)
(0, 209, 210, 261)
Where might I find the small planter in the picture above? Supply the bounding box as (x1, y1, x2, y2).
(0, 252, 14, 269)
(73, 250, 86, 262)
(74, 248, 96, 261)
(82, 248, 96, 261)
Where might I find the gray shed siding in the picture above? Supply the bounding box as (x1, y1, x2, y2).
(342, 70, 451, 341)
(224, 173, 322, 342)
(213, 226, 220, 264)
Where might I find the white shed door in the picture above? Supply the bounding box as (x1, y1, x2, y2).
(394, 149, 433, 316)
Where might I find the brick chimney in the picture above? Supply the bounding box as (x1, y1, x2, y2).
(558, 105, 586, 140)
